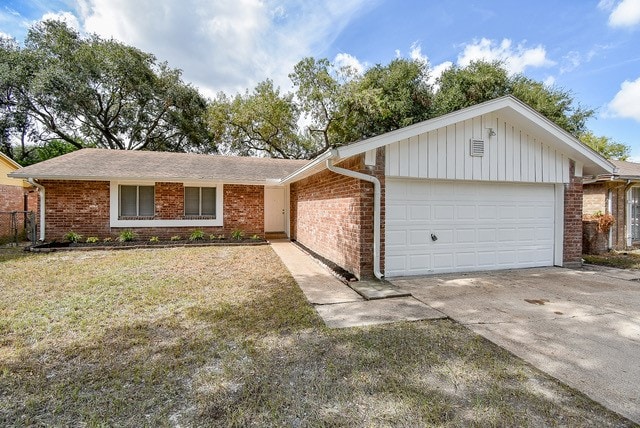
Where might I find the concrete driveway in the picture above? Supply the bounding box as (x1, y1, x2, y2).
(390, 266, 640, 424)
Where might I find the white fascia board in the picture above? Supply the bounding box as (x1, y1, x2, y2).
(334, 95, 614, 176)
(336, 97, 514, 159)
(502, 98, 614, 175)
(279, 150, 335, 184)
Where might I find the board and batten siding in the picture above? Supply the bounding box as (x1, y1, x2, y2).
(385, 113, 571, 184)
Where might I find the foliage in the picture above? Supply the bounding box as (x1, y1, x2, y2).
(231, 229, 244, 240)
(85, 236, 99, 244)
(209, 58, 602, 159)
(434, 60, 594, 137)
(250, 234, 261, 240)
(189, 229, 205, 241)
(584, 211, 616, 234)
(149, 236, 159, 243)
(579, 131, 629, 160)
(103, 237, 112, 243)
(0, 20, 214, 159)
(63, 231, 82, 243)
(170, 235, 181, 241)
(433, 60, 510, 115)
(12, 140, 79, 166)
(117, 230, 136, 242)
(210, 234, 225, 240)
(210, 80, 307, 158)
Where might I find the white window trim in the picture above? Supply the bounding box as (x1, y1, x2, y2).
(184, 186, 217, 217)
(109, 180, 223, 228)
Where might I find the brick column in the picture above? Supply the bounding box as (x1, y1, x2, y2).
(563, 160, 583, 267)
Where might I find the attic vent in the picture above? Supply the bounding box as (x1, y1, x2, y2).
(470, 139, 485, 157)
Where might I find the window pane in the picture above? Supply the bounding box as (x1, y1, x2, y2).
(120, 186, 137, 216)
(138, 186, 155, 216)
(185, 187, 200, 215)
(201, 187, 216, 216)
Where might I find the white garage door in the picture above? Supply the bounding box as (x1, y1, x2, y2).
(385, 179, 556, 276)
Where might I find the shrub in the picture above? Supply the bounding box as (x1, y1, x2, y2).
(103, 237, 112, 243)
(231, 229, 244, 240)
(64, 231, 82, 243)
(170, 235, 181, 241)
(189, 229, 205, 241)
(149, 236, 160, 243)
(117, 230, 137, 242)
(250, 234, 261, 240)
(86, 236, 100, 243)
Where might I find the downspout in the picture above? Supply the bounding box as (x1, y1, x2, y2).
(27, 178, 45, 241)
(607, 188, 613, 250)
(326, 152, 383, 279)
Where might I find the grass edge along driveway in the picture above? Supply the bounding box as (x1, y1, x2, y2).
(0, 246, 633, 427)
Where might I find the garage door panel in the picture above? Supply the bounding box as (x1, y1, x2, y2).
(386, 179, 556, 276)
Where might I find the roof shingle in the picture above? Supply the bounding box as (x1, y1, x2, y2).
(10, 149, 310, 183)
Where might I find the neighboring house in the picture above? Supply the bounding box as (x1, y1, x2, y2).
(10, 96, 613, 278)
(583, 159, 640, 251)
(0, 152, 37, 240)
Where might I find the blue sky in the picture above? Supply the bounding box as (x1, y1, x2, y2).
(1, 0, 639, 159)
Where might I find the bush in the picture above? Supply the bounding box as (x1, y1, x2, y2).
(86, 236, 99, 243)
(189, 229, 205, 241)
(149, 236, 160, 243)
(231, 229, 244, 240)
(117, 230, 137, 242)
(64, 231, 82, 243)
(170, 235, 181, 241)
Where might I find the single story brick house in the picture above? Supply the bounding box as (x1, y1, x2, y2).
(583, 159, 640, 251)
(11, 96, 613, 278)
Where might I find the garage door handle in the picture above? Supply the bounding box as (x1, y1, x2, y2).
(431, 233, 438, 241)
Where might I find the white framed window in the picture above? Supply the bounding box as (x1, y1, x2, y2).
(119, 185, 155, 217)
(185, 187, 216, 217)
(109, 181, 223, 228)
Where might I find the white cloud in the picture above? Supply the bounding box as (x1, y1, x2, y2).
(334, 52, 365, 74)
(543, 75, 556, 87)
(457, 38, 555, 75)
(607, 77, 640, 121)
(429, 61, 453, 88)
(409, 42, 428, 64)
(41, 11, 80, 31)
(74, 0, 369, 97)
(606, 0, 640, 27)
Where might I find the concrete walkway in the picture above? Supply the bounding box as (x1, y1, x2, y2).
(270, 241, 444, 328)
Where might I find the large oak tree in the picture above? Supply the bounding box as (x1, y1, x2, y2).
(0, 20, 214, 163)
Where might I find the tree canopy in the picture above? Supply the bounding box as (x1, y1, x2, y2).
(1, 20, 625, 163)
(0, 20, 214, 163)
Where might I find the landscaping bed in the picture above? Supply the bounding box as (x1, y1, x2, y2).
(0, 247, 634, 427)
(583, 250, 640, 270)
(30, 229, 267, 252)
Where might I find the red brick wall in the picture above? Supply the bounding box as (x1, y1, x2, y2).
(563, 161, 583, 266)
(40, 180, 264, 241)
(156, 182, 184, 219)
(41, 180, 111, 239)
(223, 184, 264, 236)
(290, 148, 385, 279)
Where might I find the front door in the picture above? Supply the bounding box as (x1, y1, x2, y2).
(265, 187, 286, 232)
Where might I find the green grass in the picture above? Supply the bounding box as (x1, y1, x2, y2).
(0, 247, 634, 427)
(583, 251, 640, 269)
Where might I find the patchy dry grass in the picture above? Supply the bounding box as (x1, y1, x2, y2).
(583, 251, 640, 269)
(0, 247, 634, 427)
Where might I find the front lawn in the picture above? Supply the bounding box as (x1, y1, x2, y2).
(0, 247, 633, 427)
